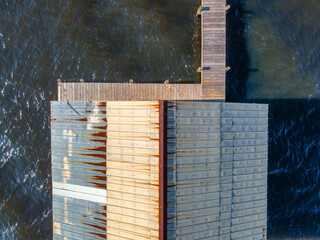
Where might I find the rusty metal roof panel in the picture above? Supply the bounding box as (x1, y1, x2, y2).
(51, 101, 107, 189)
(166, 101, 268, 240)
(51, 101, 161, 240)
(167, 101, 221, 239)
(53, 196, 107, 240)
(221, 103, 268, 240)
(105, 101, 160, 239)
(51, 101, 107, 240)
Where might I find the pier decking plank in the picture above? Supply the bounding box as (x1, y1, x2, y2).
(58, 0, 226, 102)
(58, 83, 202, 101)
(201, 0, 226, 99)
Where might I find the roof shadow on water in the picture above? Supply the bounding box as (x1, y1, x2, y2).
(226, 0, 249, 102)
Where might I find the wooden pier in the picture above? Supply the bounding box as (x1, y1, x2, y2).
(201, 0, 226, 99)
(58, 0, 226, 101)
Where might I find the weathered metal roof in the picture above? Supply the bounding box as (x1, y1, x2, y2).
(51, 101, 268, 240)
(105, 101, 160, 239)
(51, 101, 107, 239)
(51, 101, 161, 240)
(166, 102, 268, 240)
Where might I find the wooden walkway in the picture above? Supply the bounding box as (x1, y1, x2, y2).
(201, 0, 226, 99)
(58, 0, 226, 101)
(58, 83, 202, 101)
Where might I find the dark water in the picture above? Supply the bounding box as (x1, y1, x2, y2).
(0, 0, 319, 239)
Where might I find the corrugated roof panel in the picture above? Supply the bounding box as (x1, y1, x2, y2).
(221, 103, 268, 240)
(166, 102, 268, 240)
(51, 101, 107, 240)
(167, 101, 221, 240)
(52, 195, 107, 240)
(51, 101, 161, 240)
(106, 101, 160, 240)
